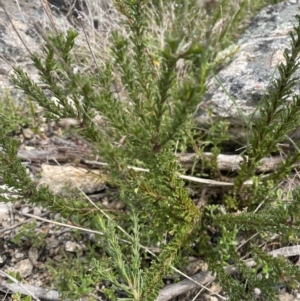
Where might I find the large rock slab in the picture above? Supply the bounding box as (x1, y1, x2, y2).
(196, 1, 300, 147)
(0, 0, 112, 96)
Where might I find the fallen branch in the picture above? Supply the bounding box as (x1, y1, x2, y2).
(13, 147, 290, 190)
(178, 152, 287, 172)
(0, 280, 59, 301)
(17, 147, 288, 173)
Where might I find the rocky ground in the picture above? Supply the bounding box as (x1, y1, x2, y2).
(0, 118, 221, 301)
(1, 129, 300, 300)
(1, 120, 299, 301)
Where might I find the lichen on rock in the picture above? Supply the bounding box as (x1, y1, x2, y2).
(196, 1, 300, 147)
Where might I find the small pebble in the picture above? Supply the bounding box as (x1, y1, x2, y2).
(22, 128, 34, 139)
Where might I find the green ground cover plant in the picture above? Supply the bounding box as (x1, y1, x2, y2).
(0, 92, 39, 136)
(1, 0, 300, 300)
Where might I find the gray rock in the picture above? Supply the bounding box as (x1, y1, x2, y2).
(15, 252, 24, 259)
(22, 128, 34, 140)
(15, 259, 33, 278)
(0, 202, 10, 224)
(28, 247, 39, 264)
(45, 235, 59, 249)
(196, 1, 300, 147)
(0, 0, 114, 97)
(0, 0, 49, 93)
(65, 241, 83, 254)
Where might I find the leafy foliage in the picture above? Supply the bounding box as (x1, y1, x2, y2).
(0, 91, 38, 135)
(0, 0, 300, 301)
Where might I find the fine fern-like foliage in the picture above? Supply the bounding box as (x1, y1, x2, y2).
(1, 1, 300, 301)
(234, 15, 300, 193)
(8, 0, 206, 300)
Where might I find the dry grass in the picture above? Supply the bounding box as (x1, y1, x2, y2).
(0, 0, 281, 84)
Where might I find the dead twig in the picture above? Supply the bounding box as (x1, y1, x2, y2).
(156, 245, 300, 301)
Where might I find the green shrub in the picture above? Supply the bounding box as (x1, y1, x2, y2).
(1, 1, 300, 300)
